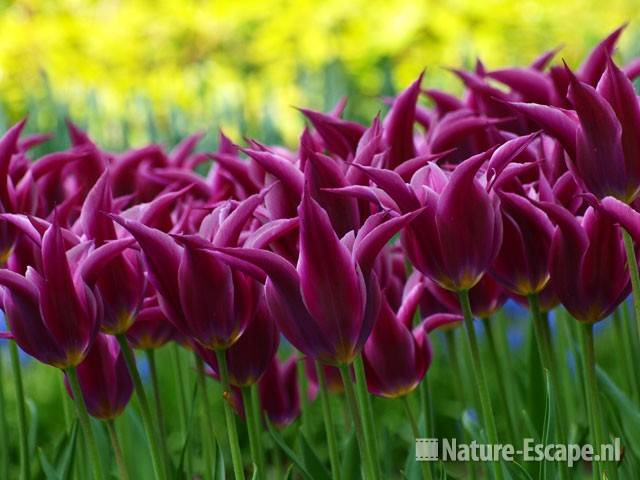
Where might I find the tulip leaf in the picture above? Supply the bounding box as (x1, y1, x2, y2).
(540, 370, 555, 480)
(596, 366, 640, 459)
(175, 382, 199, 479)
(38, 447, 62, 480)
(299, 433, 331, 480)
(250, 463, 258, 480)
(283, 463, 295, 480)
(507, 459, 535, 480)
(55, 420, 79, 479)
(340, 431, 359, 479)
(26, 398, 38, 457)
(264, 417, 314, 480)
(214, 442, 225, 480)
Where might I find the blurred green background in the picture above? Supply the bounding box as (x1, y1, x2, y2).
(1, 0, 640, 149)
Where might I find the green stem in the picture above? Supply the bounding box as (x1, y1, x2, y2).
(338, 364, 377, 480)
(66, 366, 105, 480)
(250, 385, 266, 477)
(146, 349, 170, 474)
(457, 290, 504, 480)
(401, 396, 433, 480)
(172, 344, 192, 478)
(116, 334, 166, 480)
(613, 308, 637, 400)
(106, 420, 129, 480)
(444, 331, 477, 480)
(0, 349, 9, 479)
(623, 229, 640, 355)
(9, 341, 30, 480)
(215, 349, 246, 480)
(481, 317, 518, 443)
(194, 355, 215, 480)
(241, 386, 264, 479)
(296, 359, 310, 436)
(527, 294, 570, 480)
(315, 362, 341, 480)
(579, 323, 612, 479)
(353, 354, 381, 479)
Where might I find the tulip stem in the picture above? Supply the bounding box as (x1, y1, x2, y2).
(9, 341, 30, 480)
(315, 362, 341, 480)
(106, 419, 129, 480)
(66, 366, 105, 480)
(172, 345, 192, 478)
(353, 354, 381, 479)
(241, 386, 264, 479)
(457, 290, 504, 480)
(297, 359, 311, 436)
(194, 355, 216, 480)
(116, 334, 166, 480)
(146, 349, 170, 475)
(481, 317, 518, 444)
(0, 348, 9, 479)
(527, 294, 570, 480)
(339, 364, 378, 480)
(623, 229, 640, 350)
(402, 396, 433, 480)
(579, 323, 610, 479)
(250, 385, 266, 476)
(215, 349, 246, 480)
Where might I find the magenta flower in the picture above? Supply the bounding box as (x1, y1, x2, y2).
(125, 298, 178, 350)
(65, 333, 133, 419)
(362, 292, 430, 398)
(539, 201, 629, 323)
(510, 57, 640, 203)
(257, 356, 300, 428)
(491, 190, 555, 296)
(198, 296, 279, 387)
(0, 221, 100, 368)
(210, 187, 418, 364)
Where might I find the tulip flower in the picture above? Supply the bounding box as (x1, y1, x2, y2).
(0, 222, 99, 368)
(492, 190, 555, 296)
(198, 296, 279, 387)
(363, 294, 430, 398)
(537, 201, 629, 323)
(126, 299, 177, 350)
(258, 356, 300, 428)
(65, 333, 133, 419)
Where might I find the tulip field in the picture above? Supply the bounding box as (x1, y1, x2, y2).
(5, 20, 640, 480)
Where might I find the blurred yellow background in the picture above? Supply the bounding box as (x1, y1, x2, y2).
(1, 0, 639, 147)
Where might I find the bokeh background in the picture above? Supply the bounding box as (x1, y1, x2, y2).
(2, 0, 639, 150)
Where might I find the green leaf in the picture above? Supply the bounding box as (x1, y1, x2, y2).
(38, 448, 62, 480)
(265, 417, 314, 480)
(283, 463, 295, 480)
(250, 463, 258, 480)
(55, 420, 79, 479)
(214, 442, 226, 480)
(340, 432, 359, 480)
(597, 366, 640, 459)
(299, 433, 330, 480)
(175, 382, 199, 479)
(507, 458, 535, 480)
(540, 370, 555, 480)
(26, 398, 38, 457)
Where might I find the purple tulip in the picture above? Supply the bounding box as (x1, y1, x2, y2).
(362, 292, 430, 398)
(510, 57, 640, 203)
(210, 186, 418, 364)
(257, 356, 300, 428)
(0, 221, 100, 368)
(539, 201, 629, 323)
(65, 333, 133, 419)
(125, 298, 178, 350)
(491, 190, 555, 295)
(198, 295, 279, 387)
